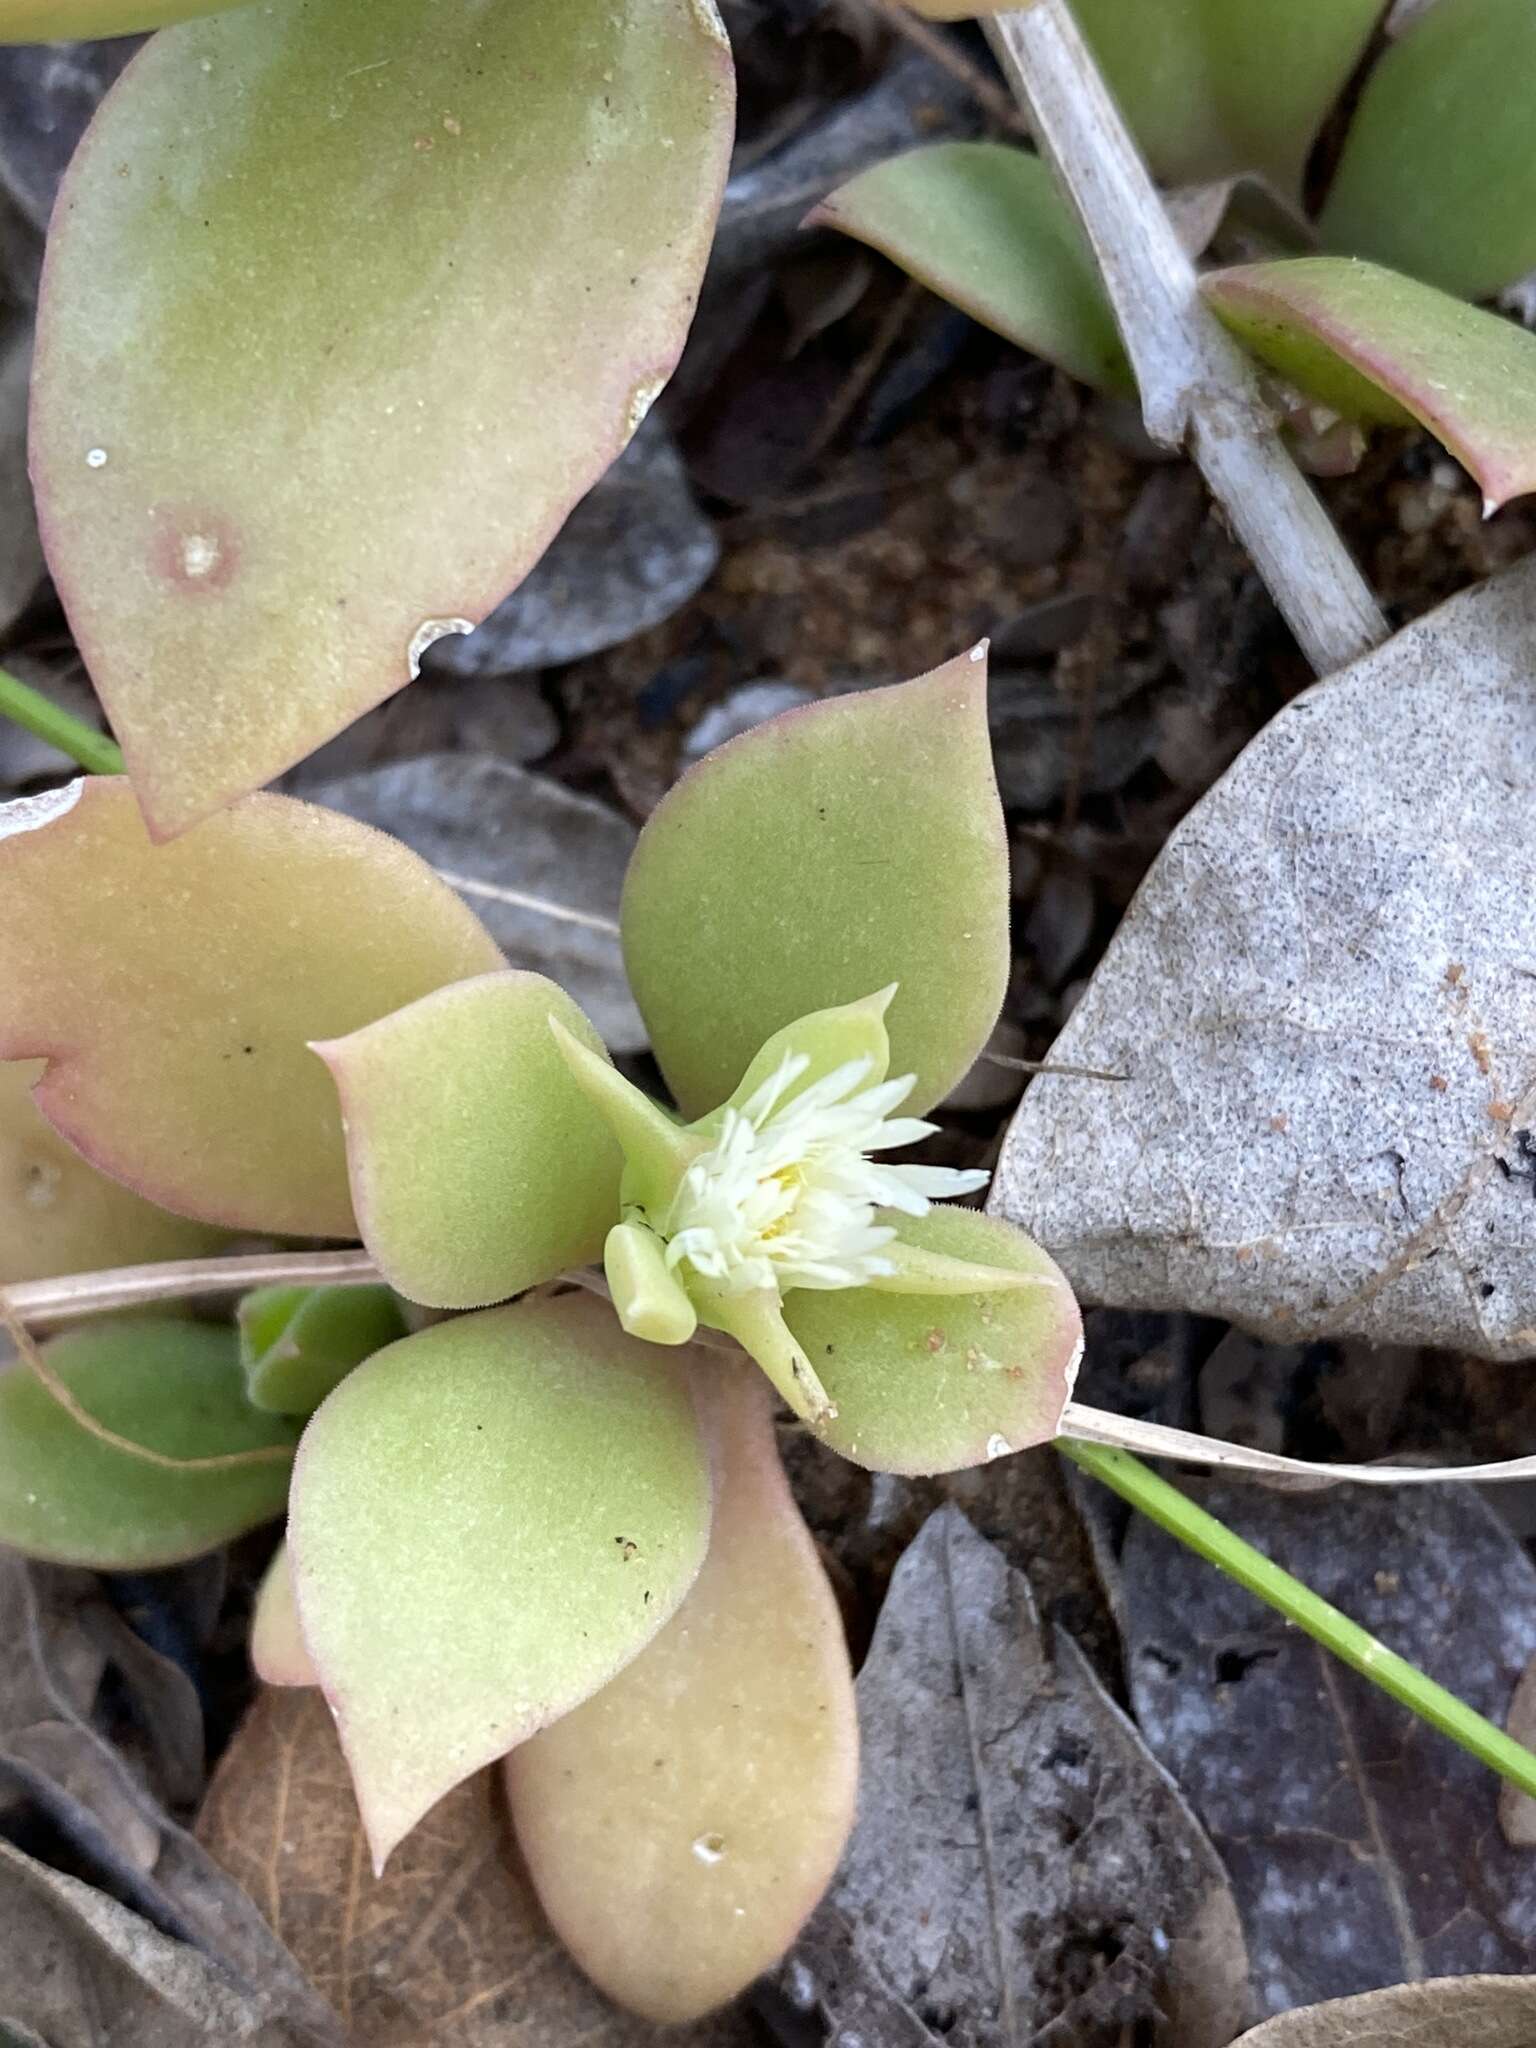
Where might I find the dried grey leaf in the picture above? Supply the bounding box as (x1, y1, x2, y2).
(1234, 1975, 1536, 2045)
(0, 1553, 335, 2036)
(713, 50, 980, 284)
(0, 1839, 332, 2048)
(421, 414, 717, 677)
(309, 754, 646, 1052)
(0, 327, 44, 637)
(994, 559, 1536, 1358)
(1121, 1480, 1536, 2018)
(774, 1506, 1248, 2048)
(682, 682, 814, 761)
(0, 39, 136, 235)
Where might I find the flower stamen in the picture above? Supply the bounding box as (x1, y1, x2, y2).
(660, 1056, 987, 1299)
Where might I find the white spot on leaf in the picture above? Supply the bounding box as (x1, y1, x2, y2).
(181, 534, 222, 581)
(0, 781, 84, 841)
(85, 448, 107, 469)
(690, 0, 729, 45)
(625, 378, 666, 441)
(407, 616, 474, 680)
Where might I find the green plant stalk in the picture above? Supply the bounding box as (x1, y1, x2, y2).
(0, 666, 124, 777)
(1058, 1437, 1536, 1802)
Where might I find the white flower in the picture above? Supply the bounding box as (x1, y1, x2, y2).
(661, 1052, 988, 1297)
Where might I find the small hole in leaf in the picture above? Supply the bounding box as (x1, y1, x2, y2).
(1215, 1646, 1278, 1684)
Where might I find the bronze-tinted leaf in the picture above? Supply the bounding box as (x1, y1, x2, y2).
(0, 780, 503, 1237)
(33, 0, 734, 835)
(0, 1058, 224, 1285)
(1204, 258, 1536, 511)
(508, 1365, 858, 2023)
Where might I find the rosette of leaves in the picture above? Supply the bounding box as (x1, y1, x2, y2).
(14, 0, 733, 839)
(0, 655, 1083, 2022)
(825, 0, 1536, 508)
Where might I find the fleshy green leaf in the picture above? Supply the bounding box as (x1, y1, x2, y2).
(289, 1290, 712, 1870)
(316, 974, 622, 1311)
(1321, 0, 1536, 301)
(251, 1542, 317, 1688)
(785, 1208, 1081, 1475)
(0, 1318, 295, 1568)
(239, 1284, 408, 1417)
(1, 1059, 225, 1286)
(604, 1223, 699, 1346)
(0, 780, 503, 1239)
(507, 1365, 857, 2024)
(548, 1014, 698, 1220)
(712, 986, 896, 1123)
(904, 0, 1379, 196)
(814, 144, 1130, 396)
(32, 0, 734, 838)
(0, 0, 233, 34)
(622, 650, 1010, 1121)
(1204, 258, 1536, 511)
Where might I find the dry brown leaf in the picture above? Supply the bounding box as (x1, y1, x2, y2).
(1234, 1974, 1536, 2044)
(196, 1686, 764, 2047)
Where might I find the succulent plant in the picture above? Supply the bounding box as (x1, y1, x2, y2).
(0, 655, 1083, 2018)
(828, 0, 1536, 507)
(19, 0, 733, 839)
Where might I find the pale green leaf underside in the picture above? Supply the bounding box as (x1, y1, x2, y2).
(33, 0, 734, 837)
(786, 1207, 1082, 1474)
(815, 144, 1130, 397)
(318, 973, 624, 1310)
(1205, 258, 1536, 510)
(289, 1291, 712, 1870)
(622, 653, 1010, 1122)
(1070, 0, 1380, 195)
(0, 1319, 295, 1568)
(1322, 0, 1536, 301)
(0, 780, 503, 1239)
(904, 0, 1378, 196)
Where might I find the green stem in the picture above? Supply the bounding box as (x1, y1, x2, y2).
(0, 665, 124, 777)
(1058, 1437, 1536, 1803)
